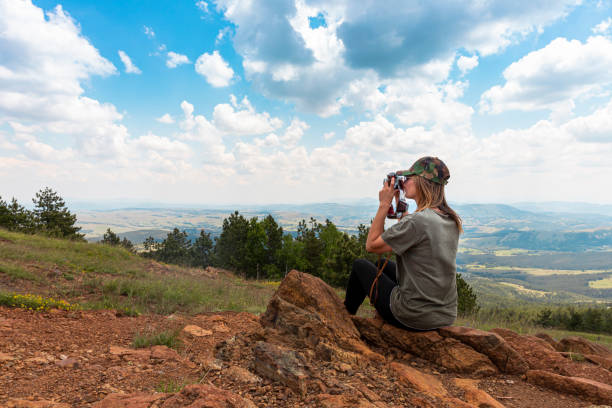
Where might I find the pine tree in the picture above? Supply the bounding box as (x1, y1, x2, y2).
(32, 187, 83, 239)
(191, 229, 213, 268)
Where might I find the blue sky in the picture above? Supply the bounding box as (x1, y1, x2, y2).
(1, 0, 612, 205)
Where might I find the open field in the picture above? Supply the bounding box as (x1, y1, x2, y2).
(465, 263, 612, 276)
(589, 276, 612, 289)
(0, 229, 276, 316)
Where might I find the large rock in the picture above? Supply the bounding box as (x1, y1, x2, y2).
(252, 341, 309, 395)
(492, 328, 612, 384)
(557, 336, 611, 356)
(526, 370, 612, 405)
(490, 328, 570, 375)
(355, 318, 497, 376)
(260, 270, 380, 362)
(161, 384, 257, 408)
(439, 326, 528, 374)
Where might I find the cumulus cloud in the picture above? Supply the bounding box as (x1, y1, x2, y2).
(156, 113, 174, 124)
(143, 25, 155, 38)
(214, 0, 580, 115)
(166, 51, 190, 68)
(118, 50, 142, 74)
(593, 17, 612, 34)
(195, 1, 209, 13)
(457, 55, 479, 75)
(212, 96, 283, 136)
(0, 0, 123, 153)
(194, 50, 234, 87)
(480, 36, 612, 114)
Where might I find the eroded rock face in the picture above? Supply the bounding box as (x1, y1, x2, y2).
(438, 325, 528, 374)
(260, 270, 362, 350)
(354, 317, 497, 376)
(526, 370, 612, 405)
(558, 336, 612, 356)
(252, 341, 309, 395)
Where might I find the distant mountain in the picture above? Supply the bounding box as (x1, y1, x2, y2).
(512, 201, 612, 216)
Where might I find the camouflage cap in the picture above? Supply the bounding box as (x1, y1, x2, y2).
(398, 156, 450, 185)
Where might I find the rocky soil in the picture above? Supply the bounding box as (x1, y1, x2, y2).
(1, 270, 611, 407)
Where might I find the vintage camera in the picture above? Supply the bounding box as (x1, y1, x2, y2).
(384, 172, 409, 219)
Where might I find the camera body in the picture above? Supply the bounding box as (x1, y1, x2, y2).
(384, 172, 409, 219)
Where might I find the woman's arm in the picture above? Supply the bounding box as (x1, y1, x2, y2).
(366, 178, 395, 254)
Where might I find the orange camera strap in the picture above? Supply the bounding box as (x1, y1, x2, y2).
(369, 253, 392, 306)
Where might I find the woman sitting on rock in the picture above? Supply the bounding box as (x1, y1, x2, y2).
(344, 156, 462, 331)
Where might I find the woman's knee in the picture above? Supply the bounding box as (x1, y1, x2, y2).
(352, 258, 373, 271)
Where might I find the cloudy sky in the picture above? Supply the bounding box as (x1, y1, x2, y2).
(1, 0, 612, 206)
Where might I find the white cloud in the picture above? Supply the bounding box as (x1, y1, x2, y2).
(216, 0, 580, 115)
(593, 17, 612, 34)
(0, 0, 125, 158)
(323, 131, 335, 140)
(279, 118, 308, 148)
(457, 55, 479, 75)
(216, 27, 232, 44)
(156, 113, 174, 124)
(118, 50, 142, 74)
(196, 1, 208, 13)
(166, 51, 190, 68)
(143, 25, 155, 38)
(212, 96, 283, 136)
(480, 36, 612, 114)
(194, 50, 234, 87)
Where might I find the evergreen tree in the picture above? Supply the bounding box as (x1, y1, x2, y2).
(214, 211, 250, 272)
(191, 229, 213, 268)
(261, 214, 283, 271)
(457, 273, 479, 316)
(100, 228, 135, 252)
(156, 228, 191, 265)
(101, 228, 121, 245)
(0, 197, 34, 232)
(32, 187, 83, 239)
(245, 217, 267, 278)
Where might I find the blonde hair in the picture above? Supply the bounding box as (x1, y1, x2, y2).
(413, 175, 463, 233)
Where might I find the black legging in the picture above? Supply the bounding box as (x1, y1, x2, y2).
(344, 258, 410, 329)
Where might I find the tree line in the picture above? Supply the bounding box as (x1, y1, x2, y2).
(536, 306, 612, 335)
(0, 188, 479, 315)
(0, 187, 83, 240)
(138, 211, 479, 315)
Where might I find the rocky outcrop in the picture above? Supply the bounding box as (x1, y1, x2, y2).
(354, 316, 497, 376)
(252, 341, 308, 395)
(492, 328, 612, 385)
(526, 370, 612, 405)
(438, 325, 528, 374)
(557, 336, 612, 356)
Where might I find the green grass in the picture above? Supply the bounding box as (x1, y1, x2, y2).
(155, 378, 191, 393)
(0, 228, 276, 316)
(0, 228, 147, 278)
(0, 261, 43, 282)
(132, 328, 182, 349)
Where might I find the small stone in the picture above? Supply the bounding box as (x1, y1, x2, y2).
(183, 325, 212, 337)
(55, 358, 79, 369)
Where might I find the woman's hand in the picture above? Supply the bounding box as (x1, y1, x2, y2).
(379, 177, 396, 208)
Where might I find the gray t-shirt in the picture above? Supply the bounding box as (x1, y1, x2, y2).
(381, 208, 459, 330)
